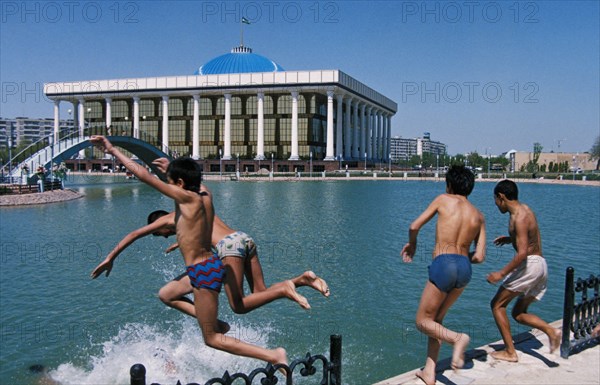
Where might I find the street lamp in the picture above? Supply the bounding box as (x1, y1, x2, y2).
(67, 109, 73, 137)
(219, 149, 222, 179)
(49, 135, 54, 190)
(8, 138, 12, 179)
(485, 147, 491, 179)
(236, 153, 240, 179)
(86, 107, 92, 134)
(310, 151, 312, 178)
(271, 153, 274, 174)
(572, 155, 576, 181)
(364, 152, 367, 170)
(338, 154, 342, 170)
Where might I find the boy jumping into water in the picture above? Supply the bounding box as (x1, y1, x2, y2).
(401, 165, 486, 385)
(487, 179, 561, 361)
(90, 135, 287, 365)
(90, 209, 329, 317)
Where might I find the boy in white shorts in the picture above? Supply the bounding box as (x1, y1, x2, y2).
(487, 179, 561, 362)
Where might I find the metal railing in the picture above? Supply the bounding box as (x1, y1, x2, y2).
(560, 267, 600, 358)
(130, 334, 342, 385)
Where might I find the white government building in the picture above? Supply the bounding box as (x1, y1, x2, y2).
(44, 45, 397, 169)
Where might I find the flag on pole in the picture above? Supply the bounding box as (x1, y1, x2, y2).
(241, 17, 251, 24)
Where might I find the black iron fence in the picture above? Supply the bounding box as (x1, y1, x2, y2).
(560, 267, 600, 358)
(130, 334, 341, 385)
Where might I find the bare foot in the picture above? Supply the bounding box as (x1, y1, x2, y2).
(491, 350, 518, 362)
(593, 325, 600, 338)
(296, 271, 330, 297)
(451, 333, 470, 370)
(283, 280, 311, 309)
(415, 369, 436, 385)
(549, 329, 561, 353)
(271, 347, 289, 375)
(271, 347, 288, 366)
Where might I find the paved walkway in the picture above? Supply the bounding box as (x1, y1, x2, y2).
(374, 320, 599, 385)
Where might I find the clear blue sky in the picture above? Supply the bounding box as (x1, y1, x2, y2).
(1, 1, 598, 155)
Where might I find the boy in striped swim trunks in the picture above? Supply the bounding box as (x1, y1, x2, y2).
(487, 179, 561, 362)
(90, 136, 289, 366)
(91, 164, 330, 320)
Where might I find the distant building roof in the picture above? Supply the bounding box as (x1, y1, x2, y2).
(196, 45, 284, 75)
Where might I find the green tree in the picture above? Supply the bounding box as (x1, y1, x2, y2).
(532, 142, 543, 171)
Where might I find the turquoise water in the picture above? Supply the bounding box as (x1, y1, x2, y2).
(1, 177, 599, 385)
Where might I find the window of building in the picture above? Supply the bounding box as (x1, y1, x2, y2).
(199, 119, 217, 144)
(200, 99, 212, 116)
(277, 95, 291, 114)
(139, 99, 155, 118)
(264, 118, 276, 142)
(279, 118, 291, 141)
(111, 100, 129, 119)
(231, 119, 244, 144)
(246, 96, 257, 115)
(264, 95, 274, 114)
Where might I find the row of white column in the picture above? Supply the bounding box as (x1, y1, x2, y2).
(326, 91, 392, 161)
(53, 91, 392, 161)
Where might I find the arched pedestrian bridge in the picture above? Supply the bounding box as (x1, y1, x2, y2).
(6, 133, 171, 178)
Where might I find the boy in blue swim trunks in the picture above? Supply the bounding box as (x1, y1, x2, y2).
(401, 165, 486, 385)
(91, 135, 288, 366)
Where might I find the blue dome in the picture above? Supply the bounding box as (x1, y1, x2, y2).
(196, 46, 284, 75)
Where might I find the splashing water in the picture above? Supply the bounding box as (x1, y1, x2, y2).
(48, 319, 274, 384)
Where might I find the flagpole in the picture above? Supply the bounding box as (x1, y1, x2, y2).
(240, 19, 244, 46)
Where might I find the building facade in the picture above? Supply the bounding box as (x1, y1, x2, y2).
(390, 133, 447, 161)
(43, 45, 397, 169)
(509, 151, 597, 172)
(0, 117, 74, 149)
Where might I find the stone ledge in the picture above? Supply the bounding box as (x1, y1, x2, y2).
(0, 189, 84, 206)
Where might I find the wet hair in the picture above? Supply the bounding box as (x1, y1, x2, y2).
(147, 210, 169, 224)
(494, 179, 519, 200)
(166, 157, 202, 193)
(445, 165, 475, 196)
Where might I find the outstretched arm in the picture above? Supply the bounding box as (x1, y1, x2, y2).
(90, 215, 172, 278)
(487, 218, 529, 283)
(90, 136, 193, 204)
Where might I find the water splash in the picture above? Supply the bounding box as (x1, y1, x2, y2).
(48, 320, 273, 384)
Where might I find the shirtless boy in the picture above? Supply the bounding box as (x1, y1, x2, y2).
(90, 135, 287, 365)
(90, 209, 330, 318)
(487, 179, 561, 361)
(401, 165, 486, 385)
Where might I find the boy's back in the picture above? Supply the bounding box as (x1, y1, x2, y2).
(433, 193, 485, 258)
